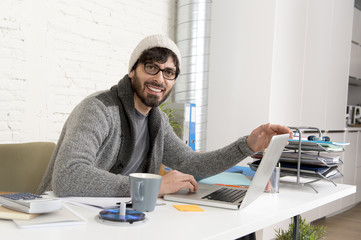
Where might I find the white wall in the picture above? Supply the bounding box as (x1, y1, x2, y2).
(207, 0, 353, 151)
(0, 0, 176, 143)
(207, 0, 277, 150)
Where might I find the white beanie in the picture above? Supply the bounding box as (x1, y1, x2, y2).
(128, 34, 181, 73)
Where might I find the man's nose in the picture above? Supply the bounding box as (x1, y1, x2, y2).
(154, 70, 166, 84)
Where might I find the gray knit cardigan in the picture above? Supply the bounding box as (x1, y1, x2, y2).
(36, 75, 254, 197)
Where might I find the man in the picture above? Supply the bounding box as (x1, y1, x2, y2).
(37, 34, 292, 197)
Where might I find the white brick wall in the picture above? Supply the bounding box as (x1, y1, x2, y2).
(0, 0, 176, 143)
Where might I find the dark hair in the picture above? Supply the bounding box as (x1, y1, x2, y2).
(131, 47, 180, 77)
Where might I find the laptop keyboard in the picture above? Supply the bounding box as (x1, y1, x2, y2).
(201, 187, 247, 203)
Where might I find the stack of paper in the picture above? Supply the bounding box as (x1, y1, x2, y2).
(249, 130, 348, 189)
(279, 152, 342, 167)
(0, 206, 39, 220)
(248, 159, 343, 180)
(12, 204, 86, 229)
(250, 138, 347, 181)
(285, 139, 348, 152)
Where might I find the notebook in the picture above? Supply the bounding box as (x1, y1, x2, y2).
(164, 133, 289, 210)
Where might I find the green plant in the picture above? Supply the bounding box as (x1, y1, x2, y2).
(275, 217, 327, 240)
(159, 102, 183, 138)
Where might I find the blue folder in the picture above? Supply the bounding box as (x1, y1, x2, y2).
(225, 166, 256, 178)
(199, 172, 251, 186)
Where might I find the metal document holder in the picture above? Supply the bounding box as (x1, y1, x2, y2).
(281, 126, 343, 193)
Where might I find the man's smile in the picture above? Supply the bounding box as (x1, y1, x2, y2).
(146, 83, 165, 94)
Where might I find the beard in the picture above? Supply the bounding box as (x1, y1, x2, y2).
(131, 72, 172, 108)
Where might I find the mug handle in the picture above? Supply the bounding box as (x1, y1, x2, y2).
(134, 181, 144, 201)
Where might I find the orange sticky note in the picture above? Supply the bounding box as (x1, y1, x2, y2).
(173, 204, 204, 212)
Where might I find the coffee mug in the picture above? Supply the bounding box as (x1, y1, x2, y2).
(129, 173, 162, 212)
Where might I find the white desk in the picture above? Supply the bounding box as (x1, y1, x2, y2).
(0, 181, 356, 240)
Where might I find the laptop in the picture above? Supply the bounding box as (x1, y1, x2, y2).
(163, 133, 289, 210)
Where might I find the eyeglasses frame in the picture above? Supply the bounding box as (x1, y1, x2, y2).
(142, 62, 178, 81)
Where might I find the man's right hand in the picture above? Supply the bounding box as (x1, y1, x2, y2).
(158, 170, 198, 197)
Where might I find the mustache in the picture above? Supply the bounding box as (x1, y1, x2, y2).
(144, 81, 166, 90)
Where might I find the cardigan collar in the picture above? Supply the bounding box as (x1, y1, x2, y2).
(111, 75, 163, 174)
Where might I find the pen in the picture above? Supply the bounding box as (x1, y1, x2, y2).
(116, 202, 166, 207)
(116, 202, 132, 208)
(164, 167, 172, 172)
(216, 184, 249, 189)
(119, 202, 126, 218)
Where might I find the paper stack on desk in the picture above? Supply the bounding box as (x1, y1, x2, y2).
(0, 206, 39, 220)
(12, 204, 86, 229)
(286, 139, 348, 152)
(249, 138, 348, 181)
(279, 152, 342, 166)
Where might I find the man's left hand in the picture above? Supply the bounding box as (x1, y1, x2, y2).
(246, 123, 293, 152)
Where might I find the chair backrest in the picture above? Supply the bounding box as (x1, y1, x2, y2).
(0, 142, 56, 193)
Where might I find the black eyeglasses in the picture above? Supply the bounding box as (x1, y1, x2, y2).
(143, 63, 178, 80)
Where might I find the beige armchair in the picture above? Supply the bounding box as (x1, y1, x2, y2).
(0, 142, 55, 193)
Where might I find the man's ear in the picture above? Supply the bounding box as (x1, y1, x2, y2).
(129, 70, 134, 78)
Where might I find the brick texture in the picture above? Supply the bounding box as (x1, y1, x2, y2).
(0, 0, 176, 142)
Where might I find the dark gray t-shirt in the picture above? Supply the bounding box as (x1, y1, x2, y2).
(122, 109, 150, 175)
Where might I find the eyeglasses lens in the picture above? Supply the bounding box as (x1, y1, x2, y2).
(144, 63, 176, 80)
